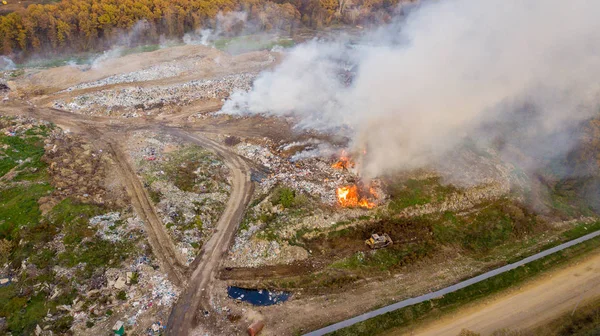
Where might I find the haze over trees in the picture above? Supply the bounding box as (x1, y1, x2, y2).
(0, 0, 406, 56)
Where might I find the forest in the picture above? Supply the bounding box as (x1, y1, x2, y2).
(0, 0, 405, 57)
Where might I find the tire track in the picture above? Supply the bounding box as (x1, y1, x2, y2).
(107, 141, 187, 287)
(165, 130, 253, 336)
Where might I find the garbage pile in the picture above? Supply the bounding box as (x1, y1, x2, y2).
(227, 234, 309, 267)
(70, 258, 180, 335)
(61, 61, 190, 92)
(52, 73, 256, 116)
(221, 136, 375, 267)
(231, 140, 344, 204)
(90, 213, 147, 243)
(40, 130, 110, 210)
(126, 131, 231, 264)
(0, 115, 48, 134)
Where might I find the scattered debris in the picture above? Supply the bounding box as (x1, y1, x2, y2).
(112, 321, 125, 336)
(247, 320, 265, 336)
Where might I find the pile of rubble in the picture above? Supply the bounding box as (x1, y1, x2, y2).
(70, 256, 180, 335)
(226, 225, 309, 267)
(52, 73, 256, 116)
(230, 140, 345, 204)
(0, 115, 42, 135)
(90, 213, 148, 243)
(39, 131, 113, 212)
(220, 136, 374, 267)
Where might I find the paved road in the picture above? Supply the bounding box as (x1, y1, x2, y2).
(304, 229, 600, 336)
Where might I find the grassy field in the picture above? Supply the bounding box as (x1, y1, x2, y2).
(0, 123, 52, 239)
(213, 34, 295, 53)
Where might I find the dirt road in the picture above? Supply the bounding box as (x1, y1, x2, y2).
(413, 250, 600, 336)
(107, 140, 188, 286)
(166, 130, 253, 336)
(2, 101, 256, 334)
(1, 103, 201, 288)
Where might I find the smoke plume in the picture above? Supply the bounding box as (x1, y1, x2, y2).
(0, 56, 16, 71)
(222, 0, 600, 178)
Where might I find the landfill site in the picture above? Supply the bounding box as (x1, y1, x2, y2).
(2, 3, 600, 336)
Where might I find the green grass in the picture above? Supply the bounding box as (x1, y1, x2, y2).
(15, 44, 165, 70)
(213, 35, 295, 52)
(51, 198, 104, 246)
(386, 177, 458, 213)
(328, 234, 600, 336)
(119, 44, 161, 56)
(0, 129, 48, 177)
(330, 243, 434, 272)
(0, 290, 49, 335)
(0, 278, 77, 335)
(271, 186, 296, 208)
(0, 183, 52, 240)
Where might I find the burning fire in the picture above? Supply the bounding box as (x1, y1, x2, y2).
(331, 150, 355, 170)
(336, 184, 377, 209)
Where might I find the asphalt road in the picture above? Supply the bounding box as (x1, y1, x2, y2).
(304, 229, 600, 336)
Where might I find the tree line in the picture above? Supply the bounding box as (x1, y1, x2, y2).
(0, 0, 406, 57)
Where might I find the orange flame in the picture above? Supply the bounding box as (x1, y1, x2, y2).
(332, 150, 355, 170)
(336, 185, 376, 209)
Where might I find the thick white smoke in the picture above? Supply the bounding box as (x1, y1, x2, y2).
(222, 0, 600, 178)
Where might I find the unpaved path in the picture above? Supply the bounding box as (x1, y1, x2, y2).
(166, 130, 253, 336)
(413, 250, 600, 336)
(2, 102, 255, 333)
(107, 140, 188, 286)
(0, 102, 191, 287)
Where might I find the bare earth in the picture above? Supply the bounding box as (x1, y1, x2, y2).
(412, 249, 600, 336)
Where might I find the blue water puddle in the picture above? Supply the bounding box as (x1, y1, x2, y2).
(227, 286, 290, 306)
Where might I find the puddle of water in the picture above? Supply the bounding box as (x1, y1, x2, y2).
(227, 286, 290, 306)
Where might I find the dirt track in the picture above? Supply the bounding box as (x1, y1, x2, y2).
(165, 130, 253, 336)
(1, 100, 256, 334)
(107, 141, 188, 286)
(413, 250, 600, 336)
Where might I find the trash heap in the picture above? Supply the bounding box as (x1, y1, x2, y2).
(40, 130, 111, 210)
(221, 136, 377, 267)
(61, 61, 190, 92)
(52, 73, 256, 116)
(231, 139, 345, 204)
(127, 131, 231, 264)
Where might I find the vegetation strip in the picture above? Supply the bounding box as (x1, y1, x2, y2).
(303, 228, 600, 336)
